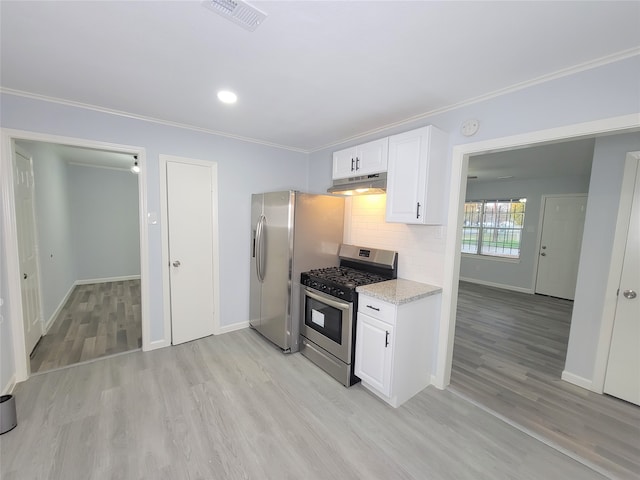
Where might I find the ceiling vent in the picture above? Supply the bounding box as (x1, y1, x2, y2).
(202, 0, 267, 32)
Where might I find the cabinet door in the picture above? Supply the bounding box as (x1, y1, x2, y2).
(386, 126, 448, 225)
(355, 138, 388, 176)
(332, 147, 357, 180)
(355, 312, 393, 396)
(385, 128, 428, 224)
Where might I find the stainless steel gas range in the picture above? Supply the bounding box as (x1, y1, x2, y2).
(300, 244, 398, 386)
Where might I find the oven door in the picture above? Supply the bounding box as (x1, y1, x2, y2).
(301, 286, 353, 362)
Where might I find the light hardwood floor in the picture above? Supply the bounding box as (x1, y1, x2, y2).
(2, 329, 608, 480)
(30, 280, 142, 373)
(451, 281, 640, 480)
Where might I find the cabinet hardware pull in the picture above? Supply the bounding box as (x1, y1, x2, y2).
(416, 202, 421, 219)
(355, 157, 360, 170)
(351, 158, 355, 171)
(385, 330, 390, 347)
(366, 305, 380, 311)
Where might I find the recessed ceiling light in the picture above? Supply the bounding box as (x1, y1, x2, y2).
(217, 90, 237, 104)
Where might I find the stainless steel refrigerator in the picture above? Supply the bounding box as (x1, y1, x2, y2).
(250, 191, 344, 352)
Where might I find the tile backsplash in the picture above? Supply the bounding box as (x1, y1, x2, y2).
(344, 195, 446, 286)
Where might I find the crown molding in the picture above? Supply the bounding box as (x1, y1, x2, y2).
(2, 47, 638, 155)
(312, 47, 640, 153)
(0, 87, 309, 154)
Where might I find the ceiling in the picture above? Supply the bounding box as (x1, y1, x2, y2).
(1, 1, 639, 153)
(468, 137, 595, 183)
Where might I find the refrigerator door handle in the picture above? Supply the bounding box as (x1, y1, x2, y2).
(256, 215, 266, 282)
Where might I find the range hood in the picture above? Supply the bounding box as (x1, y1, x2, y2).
(327, 172, 387, 196)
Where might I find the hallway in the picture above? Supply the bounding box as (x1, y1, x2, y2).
(30, 280, 141, 373)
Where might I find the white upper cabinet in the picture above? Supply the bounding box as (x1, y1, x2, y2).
(385, 126, 449, 225)
(332, 138, 389, 180)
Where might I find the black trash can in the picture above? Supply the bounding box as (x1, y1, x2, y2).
(0, 394, 17, 434)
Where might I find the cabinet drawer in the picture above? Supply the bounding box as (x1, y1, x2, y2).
(358, 295, 395, 324)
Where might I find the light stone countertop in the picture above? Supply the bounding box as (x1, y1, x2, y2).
(356, 278, 442, 305)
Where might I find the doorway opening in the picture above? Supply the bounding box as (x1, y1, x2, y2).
(1, 130, 150, 383)
(438, 121, 640, 479)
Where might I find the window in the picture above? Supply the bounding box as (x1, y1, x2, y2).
(461, 199, 526, 259)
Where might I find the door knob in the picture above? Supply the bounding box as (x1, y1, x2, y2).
(172, 261, 181, 267)
(540, 252, 546, 256)
(623, 290, 637, 299)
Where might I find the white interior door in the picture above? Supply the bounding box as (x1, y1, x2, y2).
(535, 195, 587, 300)
(166, 160, 215, 345)
(14, 146, 42, 355)
(604, 164, 640, 406)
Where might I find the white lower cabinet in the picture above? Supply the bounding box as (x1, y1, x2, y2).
(355, 312, 394, 396)
(355, 293, 439, 407)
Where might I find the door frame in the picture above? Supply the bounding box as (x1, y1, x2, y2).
(1, 128, 151, 384)
(435, 113, 640, 391)
(532, 193, 588, 298)
(159, 154, 221, 340)
(592, 151, 640, 392)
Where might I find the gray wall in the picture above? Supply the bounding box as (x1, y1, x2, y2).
(0, 94, 309, 353)
(566, 132, 640, 382)
(460, 175, 591, 291)
(28, 144, 76, 326)
(1, 54, 638, 393)
(68, 164, 140, 281)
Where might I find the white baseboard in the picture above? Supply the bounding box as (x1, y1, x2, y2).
(561, 370, 593, 391)
(459, 277, 534, 294)
(144, 338, 171, 352)
(44, 283, 76, 333)
(75, 275, 141, 286)
(1, 374, 16, 395)
(216, 321, 250, 335)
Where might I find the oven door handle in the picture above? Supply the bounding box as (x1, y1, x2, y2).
(304, 287, 350, 311)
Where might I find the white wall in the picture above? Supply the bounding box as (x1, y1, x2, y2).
(565, 132, 640, 383)
(68, 164, 140, 281)
(0, 207, 15, 393)
(310, 55, 640, 383)
(345, 194, 445, 286)
(460, 175, 591, 291)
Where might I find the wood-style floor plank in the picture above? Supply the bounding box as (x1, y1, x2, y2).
(2, 329, 607, 480)
(30, 280, 141, 373)
(451, 281, 640, 480)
